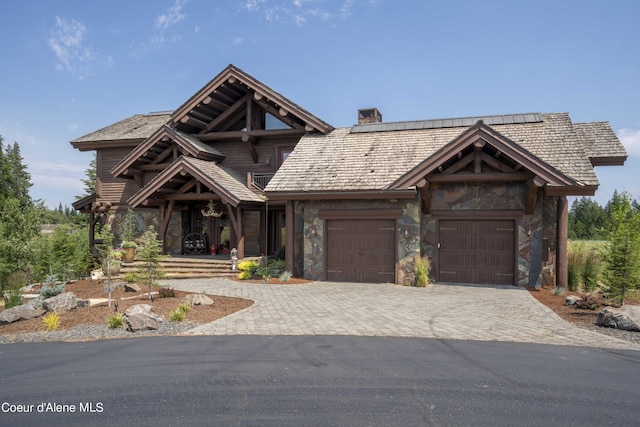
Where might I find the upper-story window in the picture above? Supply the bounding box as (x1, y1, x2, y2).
(279, 148, 292, 167)
(265, 113, 290, 130)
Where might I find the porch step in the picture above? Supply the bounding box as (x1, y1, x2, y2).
(117, 256, 254, 280)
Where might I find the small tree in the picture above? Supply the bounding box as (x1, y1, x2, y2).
(95, 225, 118, 307)
(601, 191, 640, 305)
(136, 226, 166, 299)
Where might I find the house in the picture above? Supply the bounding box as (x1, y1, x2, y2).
(71, 65, 627, 287)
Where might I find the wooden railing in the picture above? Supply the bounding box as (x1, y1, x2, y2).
(250, 173, 274, 191)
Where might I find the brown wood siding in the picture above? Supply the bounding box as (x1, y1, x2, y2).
(325, 219, 395, 283)
(243, 210, 261, 256)
(97, 147, 139, 205)
(212, 137, 298, 175)
(439, 220, 515, 285)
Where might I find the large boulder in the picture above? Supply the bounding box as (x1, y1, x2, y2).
(124, 304, 164, 332)
(182, 294, 214, 306)
(42, 292, 77, 313)
(0, 304, 46, 324)
(596, 305, 640, 332)
(124, 283, 141, 293)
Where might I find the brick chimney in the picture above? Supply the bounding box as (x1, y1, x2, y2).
(358, 108, 382, 124)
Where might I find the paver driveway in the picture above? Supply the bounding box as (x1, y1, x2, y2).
(163, 278, 640, 350)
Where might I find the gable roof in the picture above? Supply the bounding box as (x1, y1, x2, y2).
(128, 156, 264, 208)
(573, 121, 627, 166)
(70, 111, 172, 151)
(111, 125, 225, 178)
(265, 113, 621, 197)
(170, 64, 334, 135)
(389, 120, 576, 190)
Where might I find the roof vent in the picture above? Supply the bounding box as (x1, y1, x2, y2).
(358, 108, 382, 124)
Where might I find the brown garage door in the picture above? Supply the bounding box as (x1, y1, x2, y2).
(439, 220, 515, 285)
(326, 219, 395, 283)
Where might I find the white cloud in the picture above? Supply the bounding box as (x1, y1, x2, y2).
(244, 0, 360, 26)
(48, 16, 111, 79)
(618, 128, 640, 157)
(155, 0, 187, 30)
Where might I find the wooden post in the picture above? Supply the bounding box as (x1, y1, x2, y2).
(556, 196, 568, 288)
(285, 200, 294, 274)
(237, 207, 244, 259)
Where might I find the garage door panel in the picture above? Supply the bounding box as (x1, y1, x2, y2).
(326, 219, 395, 283)
(439, 220, 515, 285)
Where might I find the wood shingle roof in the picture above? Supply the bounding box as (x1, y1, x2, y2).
(265, 113, 626, 196)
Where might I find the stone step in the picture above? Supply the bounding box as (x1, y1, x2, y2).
(115, 256, 250, 280)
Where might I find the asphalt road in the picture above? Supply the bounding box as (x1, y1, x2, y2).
(1, 336, 639, 426)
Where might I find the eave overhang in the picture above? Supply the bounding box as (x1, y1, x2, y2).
(70, 138, 145, 152)
(265, 189, 417, 201)
(128, 156, 263, 208)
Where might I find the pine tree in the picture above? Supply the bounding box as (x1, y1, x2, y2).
(602, 191, 640, 305)
(78, 153, 97, 198)
(136, 226, 166, 300)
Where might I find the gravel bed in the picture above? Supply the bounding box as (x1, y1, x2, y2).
(0, 321, 199, 344)
(576, 324, 640, 344)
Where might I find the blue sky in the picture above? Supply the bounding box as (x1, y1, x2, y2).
(0, 0, 638, 208)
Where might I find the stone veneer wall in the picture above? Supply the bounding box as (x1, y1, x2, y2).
(293, 197, 421, 284)
(105, 208, 183, 255)
(421, 182, 547, 287)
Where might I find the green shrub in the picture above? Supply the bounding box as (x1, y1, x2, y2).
(279, 271, 292, 282)
(414, 256, 430, 287)
(122, 272, 139, 283)
(237, 271, 251, 280)
(39, 283, 65, 299)
(567, 251, 583, 292)
(42, 312, 60, 331)
(170, 308, 185, 322)
(107, 313, 125, 329)
(238, 260, 258, 274)
(552, 286, 565, 296)
(177, 302, 190, 314)
(581, 249, 601, 292)
(255, 259, 285, 278)
(574, 294, 600, 310)
(3, 288, 23, 309)
(6, 271, 28, 288)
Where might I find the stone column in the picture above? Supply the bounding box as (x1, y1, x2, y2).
(285, 200, 294, 274)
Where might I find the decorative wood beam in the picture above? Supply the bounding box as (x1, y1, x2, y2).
(176, 178, 197, 195)
(441, 152, 474, 175)
(279, 108, 288, 117)
(189, 109, 214, 123)
(133, 174, 144, 188)
(419, 183, 431, 213)
(429, 172, 531, 183)
(139, 163, 171, 171)
(474, 151, 482, 174)
(196, 128, 305, 141)
(218, 109, 247, 132)
(201, 93, 250, 134)
(305, 124, 315, 132)
(203, 96, 229, 111)
(124, 168, 143, 177)
(180, 115, 208, 129)
(211, 89, 235, 105)
(525, 176, 545, 215)
(242, 134, 259, 163)
(165, 192, 219, 201)
(254, 98, 304, 129)
(479, 151, 514, 172)
(253, 92, 263, 101)
(149, 144, 175, 165)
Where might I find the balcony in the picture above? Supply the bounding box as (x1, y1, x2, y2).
(250, 173, 274, 191)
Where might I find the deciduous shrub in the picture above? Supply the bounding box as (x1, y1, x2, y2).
(177, 302, 190, 314)
(279, 271, 292, 282)
(237, 271, 251, 280)
(158, 286, 175, 298)
(238, 260, 258, 274)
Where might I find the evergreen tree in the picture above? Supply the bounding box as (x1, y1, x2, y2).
(601, 191, 640, 305)
(568, 197, 607, 240)
(78, 153, 96, 198)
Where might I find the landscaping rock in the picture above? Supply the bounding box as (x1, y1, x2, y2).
(596, 306, 640, 332)
(124, 304, 164, 332)
(0, 304, 46, 324)
(42, 292, 77, 313)
(124, 283, 141, 293)
(565, 295, 581, 306)
(182, 294, 214, 306)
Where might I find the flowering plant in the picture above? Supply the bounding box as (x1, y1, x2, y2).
(110, 248, 124, 261)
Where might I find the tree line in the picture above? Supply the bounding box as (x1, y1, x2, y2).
(569, 192, 640, 240)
